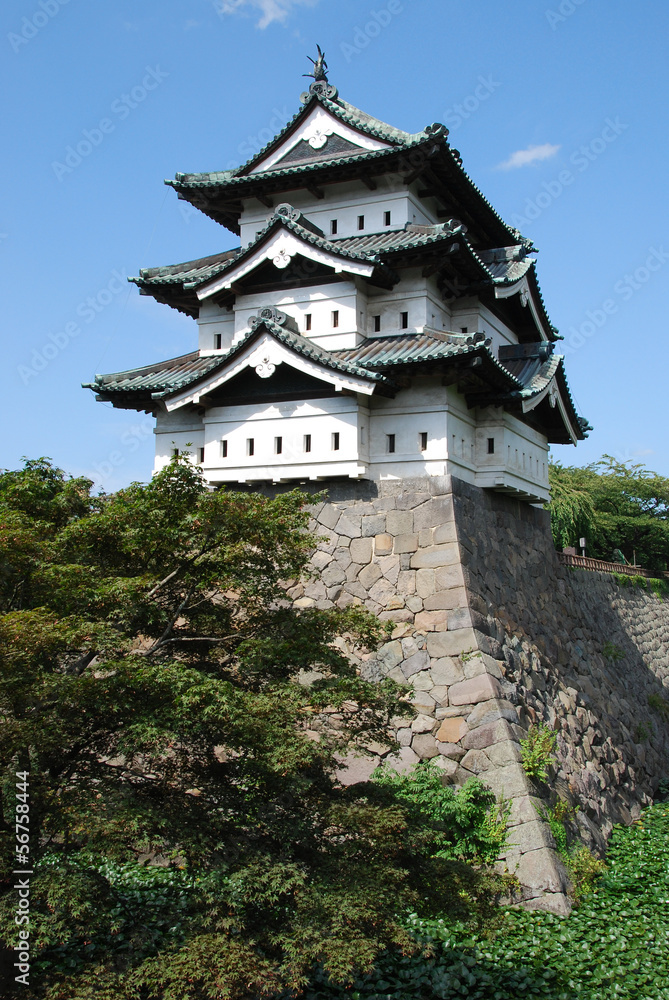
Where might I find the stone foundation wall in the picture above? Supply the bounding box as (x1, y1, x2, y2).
(294, 475, 669, 915)
(454, 478, 669, 849)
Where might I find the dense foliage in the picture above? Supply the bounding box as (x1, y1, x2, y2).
(308, 800, 669, 999)
(547, 456, 669, 572)
(0, 458, 507, 999)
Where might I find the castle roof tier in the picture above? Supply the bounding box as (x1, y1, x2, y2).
(165, 82, 520, 250)
(85, 56, 589, 501)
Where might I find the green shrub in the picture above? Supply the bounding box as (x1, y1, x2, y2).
(602, 641, 624, 662)
(564, 845, 607, 904)
(648, 692, 669, 721)
(372, 762, 509, 865)
(520, 723, 557, 781)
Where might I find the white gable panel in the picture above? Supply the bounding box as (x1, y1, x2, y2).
(249, 106, 391, 174)
(165, 332, 376, 411)
(196, 229, 375, 300)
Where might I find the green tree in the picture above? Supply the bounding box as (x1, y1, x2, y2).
(0, 458, 504, 999)
(547, 456, 669, 572)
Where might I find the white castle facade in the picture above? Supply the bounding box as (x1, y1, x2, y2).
(86, 57, 587, 503)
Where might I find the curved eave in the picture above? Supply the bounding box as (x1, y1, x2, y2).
(191, 214, 395, 299)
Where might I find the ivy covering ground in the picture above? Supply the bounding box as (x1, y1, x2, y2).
(307, 801, 669, 1000)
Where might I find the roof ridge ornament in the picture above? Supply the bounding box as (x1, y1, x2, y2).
(303, 44, 328, 83)
(300, 45, 338, 103)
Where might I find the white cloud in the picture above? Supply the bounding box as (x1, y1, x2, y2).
(214, 0, 319, 29)
(497, 143, 561, 170)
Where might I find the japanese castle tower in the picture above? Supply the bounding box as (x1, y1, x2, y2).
(86, 53, 587, 503)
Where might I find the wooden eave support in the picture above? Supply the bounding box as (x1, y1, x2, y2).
(306, 183, 325, 199)
(361, 175, 377, 191)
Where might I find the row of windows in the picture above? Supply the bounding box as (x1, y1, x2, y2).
(211, 309, 415, 348)
(178, 435, 496, 464)
(329, 210, 392, 236)
(208, 431, 434, 460)
(302, 309, 410, 333)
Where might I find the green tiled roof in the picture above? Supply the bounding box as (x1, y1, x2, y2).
(164, 88, 519, 249)
(333, 330, 516, 383)
(83, 351, 222, 395)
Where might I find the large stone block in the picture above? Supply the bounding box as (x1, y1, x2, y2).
(336, 514, 362, 538)
(460, 748, 492, 773)
(386, 745, 420, 774)
(413, 496, 454, 530)
(424, 587, 469, 611)
(461, 719, 516, 751)
(513, 848, 569, 894)
(505, 819, 555, 855)
(397, 570, 416, 596)
(395, 533, 419, 553)
(449, 673, 504, 706)
(402, 650, 431, 677)
(321, 564, 347, 587)
(435, 564, 466, 590)
(386, 509, 414, 534)
(411, 669, 434, 691)
(368, 577, 396, 606)
(430, 657, 465, 686)
(436, 717, 469, 742)
(416, 568, 436, 599)
(486, 739, 523, 766)
(506, 794, 545, 828)
(377, 640, 403, 671)
(411, 542, 460, 569)
(412, 733, 440, 758)
(335, 753, 378, 786)
(374, 534, 393, 556)
(362, 514, 386, 537)
(478, 762, 532, 800)
(523, 893, 572, 917)
(349, 536, 373, 565)
(466, 698, 519, 729)
(426, 627, 478, 659)
(378, 554, 401, 585)
(358, 562, 382, 590)
(414, 610, 449, 632)
(317, 505, 340, 530)
(412, 690, 436, 713)
(448, 607, 473, 630)
(433, 521, 457, 544)
(411, 713, 437, 733)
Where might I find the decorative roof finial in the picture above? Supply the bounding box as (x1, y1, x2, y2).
(303, 44, 328, 83)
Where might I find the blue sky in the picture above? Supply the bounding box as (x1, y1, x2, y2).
(2, 0, 668, 489)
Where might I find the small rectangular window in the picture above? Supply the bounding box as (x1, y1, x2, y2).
(247, 438, 254, 457)
(214, 333, 222, 350)
(332, 310, 339, 328)
(305, 313, 312, 331)
(275, 436, 282, 455)
(172, 448, 179, 457)
(332, 432, 340, 451)
(221, 439, 228, 458)
(373, 314, 381, 332)
(419, 432, 428, 452)
(461, 326, 468, 333)
(384, 210, 391, 226)
(387, 434, 396, 454)
(400, 311, 408, 329)
(487, 437, 495, 454)
(330, 219, 338, 235)
(304, 433, 311, 453)
(357, 214, 364, 230)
